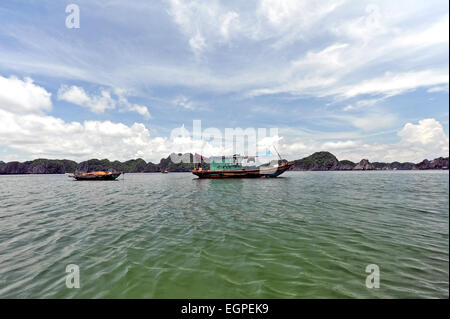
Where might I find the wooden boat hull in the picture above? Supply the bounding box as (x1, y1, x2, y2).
(192, 162, 294, 179)
(71, 173, 122, 181)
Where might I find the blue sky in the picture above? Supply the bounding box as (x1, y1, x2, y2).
(0, 0, 448, 163)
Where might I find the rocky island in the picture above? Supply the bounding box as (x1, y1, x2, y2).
(289, 152, 431, 171)
(0, 152, 448, 174)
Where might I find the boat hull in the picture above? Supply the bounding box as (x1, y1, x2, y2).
(192, 162, 294, 179)
(71, 173, 122, 181)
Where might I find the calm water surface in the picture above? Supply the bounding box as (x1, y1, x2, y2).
(0, 171, 448, 298)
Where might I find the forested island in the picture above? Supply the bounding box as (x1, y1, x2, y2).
(0, 152, 448, 174)
(290, 152, 448, 171)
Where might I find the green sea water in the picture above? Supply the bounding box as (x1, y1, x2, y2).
(0, 171, 448, 298)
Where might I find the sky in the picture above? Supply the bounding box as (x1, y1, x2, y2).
(0, 0, 448, 163)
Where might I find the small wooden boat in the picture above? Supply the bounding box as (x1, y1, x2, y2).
(69, 171, 122, 181)
(161, 170, 169, 174)
(192, 154, 294, 179)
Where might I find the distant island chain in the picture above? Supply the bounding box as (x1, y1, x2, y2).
(0, 151, 448, 174)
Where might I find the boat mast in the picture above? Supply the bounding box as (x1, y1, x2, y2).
(272, 145, 282, 161)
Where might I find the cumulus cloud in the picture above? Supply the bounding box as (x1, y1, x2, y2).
(1, 87, 448, 164)
(57, 85, 151, 118)
(0, 107, 248, 162)
(398, 118, 449, 153)
(0, 75, 52, 114)
(282, 118, 449, 163)
(58, 85, 115, 113)
(127, 104, 152, 118)
(0, 1, 448, 164)
(0, 108, 160, 161)
(0, 81, 217, 161)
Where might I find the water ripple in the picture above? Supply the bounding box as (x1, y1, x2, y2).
(0, 171, 448, 298)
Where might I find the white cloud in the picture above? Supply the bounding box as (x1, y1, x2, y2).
(427, 85, 449, 93)
(56, 85, 90, 105)
(220, 11, 239, 40)
(340, 69, 449, 98)
(258, 0, 344, 40)
(1, 87, 448, 164)
(333, 4, 387, 42)
(0, 106, 236, 162)
(249, 6, 449, 99)
(58, 85, 115, 113)
(172, 95, 196, 110)
(168, 0, 343, 54)
(279, 118, 449, 163)
(0, 2, 448, 164)
(168, 0, 218, 55)
(0, 103, 172, 162)
(115, 88, 152, 118)
(398, 14, 449, 48)
(127, 104, 152, 118)
(349, 113, 398, 131)
(251, 36, 448, 98)
(0, 81, 214, 161)
(189, 32, 207, 55)
(321, 140, 362, 150)
(398, 118, 449, 148)
(1, 1, 447, 101)
(0, 75, 52, 114)
(0, 108, 160, 161)
(342, 98, 384, 111)
(291, 43, 349, 73)
(58, 85, 151, 118)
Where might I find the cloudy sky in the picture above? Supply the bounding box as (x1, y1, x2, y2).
(0, 0, 448, 163)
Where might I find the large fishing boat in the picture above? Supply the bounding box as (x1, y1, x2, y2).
(69, 171, 122, 181)
(192, 154, 294, 179)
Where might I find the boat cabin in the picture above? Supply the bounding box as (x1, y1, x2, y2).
(209, 155, 244, 171)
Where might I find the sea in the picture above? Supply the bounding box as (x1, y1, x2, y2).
(0, 171, 448, 298)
